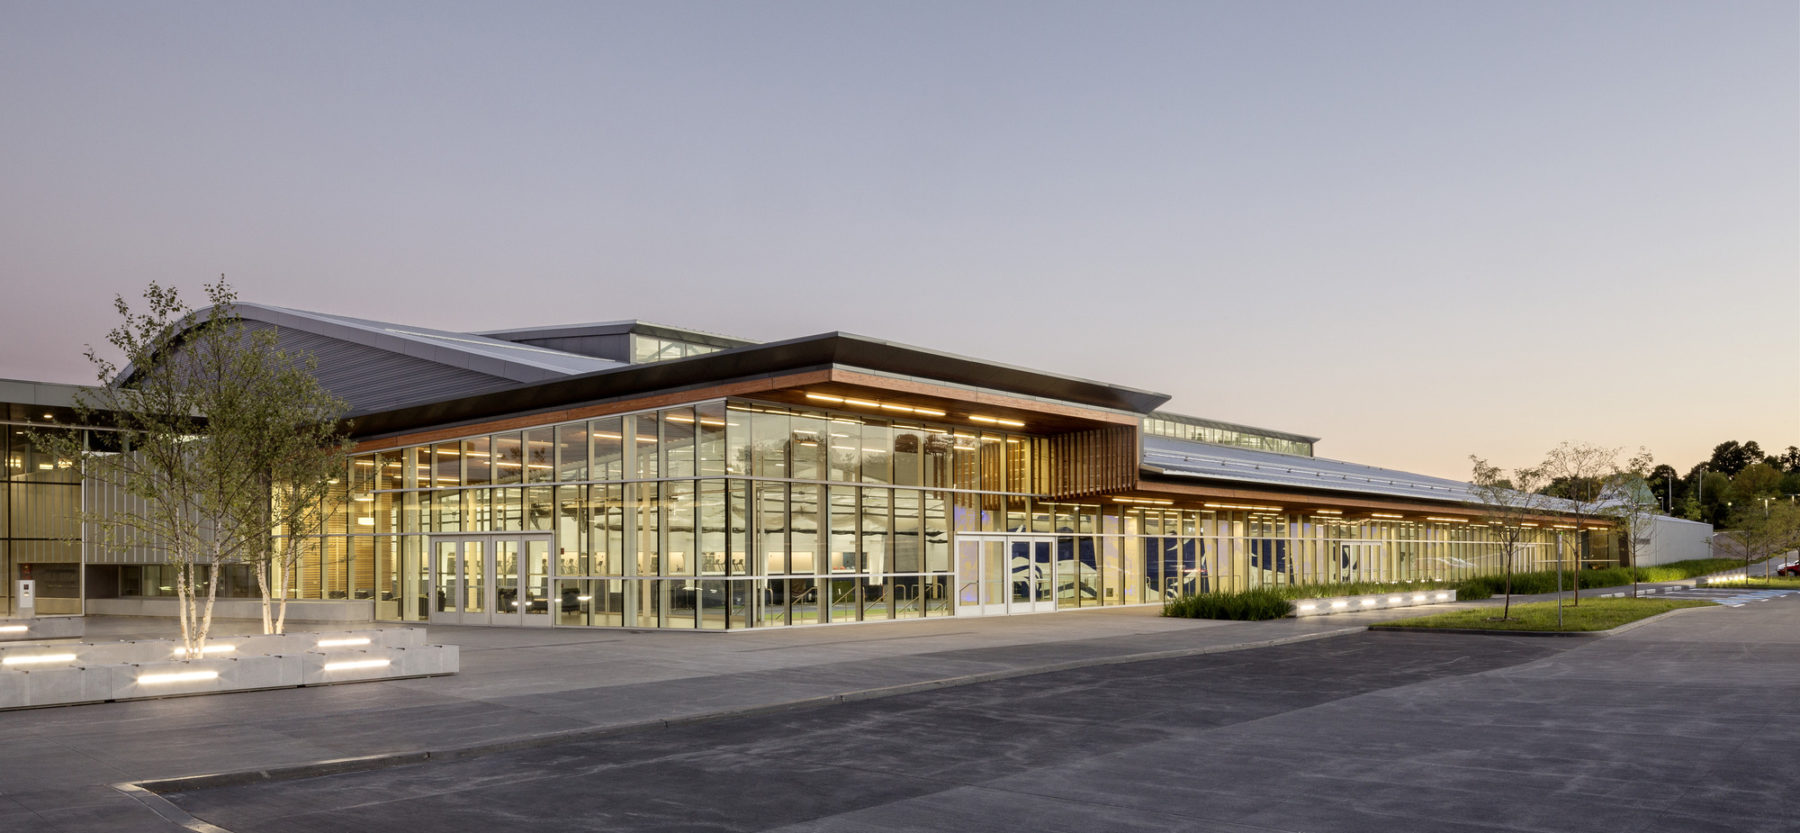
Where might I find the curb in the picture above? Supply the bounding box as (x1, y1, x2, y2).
(129, 624, 1367, 804)
(1366, 604, 1708, 639)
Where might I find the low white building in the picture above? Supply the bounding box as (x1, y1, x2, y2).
(1632, 515, 1715, 566)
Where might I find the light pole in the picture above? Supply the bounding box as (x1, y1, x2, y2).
(1760, 496, 1774, 580)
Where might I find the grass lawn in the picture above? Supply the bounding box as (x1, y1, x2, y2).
(1703, 575, 1800, 590)
(1371, 597, 1713, 632)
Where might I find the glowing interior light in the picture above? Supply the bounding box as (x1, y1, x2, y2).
(2, 653, 76, 666)
(1360, 599, 1377, 606)
(316, 637, 371, 648)
(1435, 593, 1450, 600)
(805, 393, 845, 404)
(1413, 594, 1427, 602)
(1330, 601, 1349, 609)
(139, 670, 220, 684)
(324, 659, 391, 672)
(1388, 597, 1403, 604)
(0, 625, 27, 634)
(1298, 603, 1317, 611)
(576, 595, 593, 602)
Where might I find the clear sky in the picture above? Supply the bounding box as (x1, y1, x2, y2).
(2, 1, 1794, 479)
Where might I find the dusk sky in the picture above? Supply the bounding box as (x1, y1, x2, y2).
(2, 1, 1794, 480)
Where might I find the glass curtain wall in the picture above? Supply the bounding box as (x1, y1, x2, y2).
(3, 426, 86, 615)
(341, 399, 1039, 629)
(303, 398, 1571, 630)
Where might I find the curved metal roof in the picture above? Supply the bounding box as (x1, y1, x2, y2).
(121, 303, 622, 414)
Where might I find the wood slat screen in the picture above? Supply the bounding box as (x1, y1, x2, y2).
(1045, 425, 1138, 499)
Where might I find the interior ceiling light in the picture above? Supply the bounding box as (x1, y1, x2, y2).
(1312, 509, 1343, 515)
(1370, 512, 1404, 519)
(968, 414, 1026, 428)
(1111, 497, 1173, 506)
(1204, 503, 1283, 512)
(805, 392, 946, 418)
(1425, 516, 1470, 523)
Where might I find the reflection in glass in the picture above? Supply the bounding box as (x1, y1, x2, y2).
(464, 542, 485, 614)
(435, 541, 457, 612)
(525, 540, 549, 616)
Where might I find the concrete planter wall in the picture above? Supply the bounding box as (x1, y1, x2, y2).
(0, 617, 85, 642)
(1292, 589, 1457, 617)
(0, 627, 456, 710)
(85, 598, 375, 623)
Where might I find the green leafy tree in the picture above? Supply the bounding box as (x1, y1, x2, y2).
(1647, 463, 1682, 514)
(45, 280, 349, 652)
(1469, 456, 1549, 620)
(1707, 441, 1761, 477)
(1605, 449, 1661, 598)
(1721, 501, 1800, 580)
(1730, 462, 1784, 502)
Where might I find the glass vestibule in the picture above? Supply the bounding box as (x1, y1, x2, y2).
(956, 535, 1057, 616)
(430, 534, 552, 627)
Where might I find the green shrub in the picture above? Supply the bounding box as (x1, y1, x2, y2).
(1167, 558, 1745, 619)
(1635, 558, 1742, 581)
(1448, 579, 1493, 600)
(1163, 588, 1294, 620)
(1273, 580, 1449, 600)
(1449, 558, 1744, 600)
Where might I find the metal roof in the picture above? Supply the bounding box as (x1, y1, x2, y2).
(1143, 434, 1536, 508)
(239, 305, 622, 377)
(121, 304, 624, 415)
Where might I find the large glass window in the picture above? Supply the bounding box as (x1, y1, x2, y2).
(555, 424, 587, 482)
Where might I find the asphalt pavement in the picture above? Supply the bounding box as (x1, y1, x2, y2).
(0, 573, 1792, 832)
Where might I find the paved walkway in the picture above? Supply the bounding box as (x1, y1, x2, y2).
(0, 571, 1772, 832)
(168, 594, 1800, 832)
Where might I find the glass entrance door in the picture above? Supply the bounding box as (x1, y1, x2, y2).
(430, 535, 553, 626)
(956, 535, 1056, 616)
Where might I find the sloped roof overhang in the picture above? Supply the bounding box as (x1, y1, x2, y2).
(349, 332, 1169, 443)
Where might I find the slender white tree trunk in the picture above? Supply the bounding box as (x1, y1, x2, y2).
(275, 546, 291, 635)
(255, 560, 274, 635)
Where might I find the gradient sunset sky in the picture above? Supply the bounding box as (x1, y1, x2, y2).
(2, 1, 1794, 479)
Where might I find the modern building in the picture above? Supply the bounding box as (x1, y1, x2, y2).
(9, 304, 1628, 627)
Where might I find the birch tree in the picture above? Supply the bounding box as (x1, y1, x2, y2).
(49, 280, 349, 652)
(1468, 456, 1548, 621)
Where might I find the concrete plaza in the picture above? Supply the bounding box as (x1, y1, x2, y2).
(0, 583, 1793, 832)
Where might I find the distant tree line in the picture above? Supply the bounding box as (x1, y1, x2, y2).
(1583, 440, 1800, 526)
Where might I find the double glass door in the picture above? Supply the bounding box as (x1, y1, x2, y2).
(431, 534, 553, 627)
(956, 536, 1056, 616)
